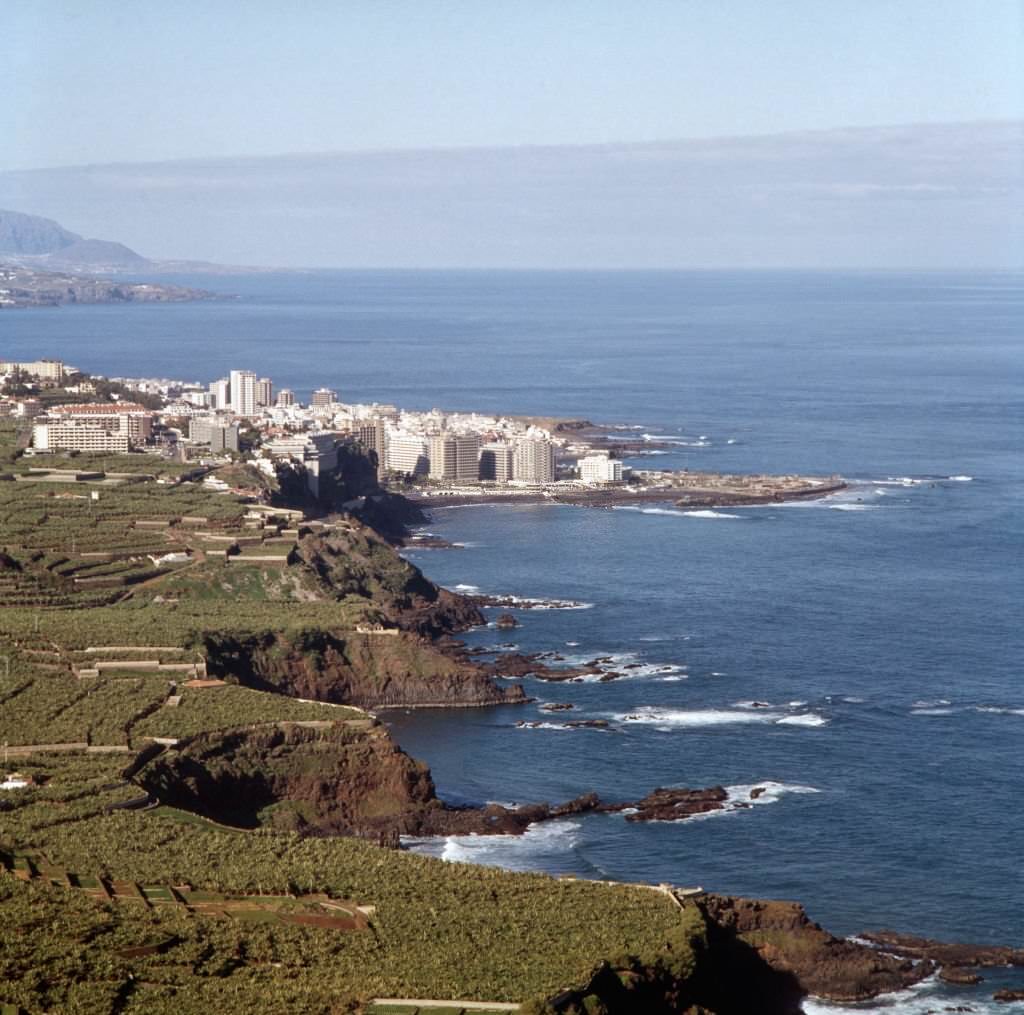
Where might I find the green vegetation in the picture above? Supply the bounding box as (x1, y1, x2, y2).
(0, 448, 712, 1013)
(132, 684, 360, 740)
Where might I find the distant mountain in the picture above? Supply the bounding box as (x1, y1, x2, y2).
(0, 208, 152, 271)
(42, 237, 150, 270)
(0, 209, 81, 255)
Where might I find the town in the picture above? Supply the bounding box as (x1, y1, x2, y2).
(1, 357, 844, 506)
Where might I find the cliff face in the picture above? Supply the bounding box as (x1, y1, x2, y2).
(695, 894, 930, 1005)
(135, 721, 439, 839)
(202, 628, 525, 709)
(292, 525, 485, 637)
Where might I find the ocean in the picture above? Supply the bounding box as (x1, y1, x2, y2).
(3, 269, 1022, 1011)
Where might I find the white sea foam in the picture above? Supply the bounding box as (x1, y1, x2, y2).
(612, 505, 741, 519)
(975, 705, 1024, 716)
(402, 819, 583, 872)
(882, 476, 925, 486)
(549, 650, 688, 683)
(947, 474, 974, 481)
(452, 583, 481, 592)
(565, 641, 580, 647)
(841, 696, 865, 704)
(829, 503, 876, 511)
(618, 707, 785, 727)
(644, 780, 821, 824)
(618, 704, 828, 730)
(802, 972, 1014, 1014)
(913, 699, 951, 708)
(910, 708, 955, 716)
(775, 713, 830, 727)
(498, 595, 595, 610)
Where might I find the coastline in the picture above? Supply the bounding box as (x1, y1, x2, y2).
(408, 478, 848, 511)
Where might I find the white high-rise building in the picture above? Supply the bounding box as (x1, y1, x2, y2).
(513, 438, 556, 484)
(480, 441, 514, 482)
(256, 377, 273, 408)
(579, 454, 623, 485)
(209, 378, 230, 411)
(311, 388, 337, 408)
(229, 370, 258, 416)
(385, 433, 429, 476)
(429, 434, 481, 481)
(275, 388, 295, 408)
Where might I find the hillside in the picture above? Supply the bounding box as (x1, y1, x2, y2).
(0, 208, 152, 271)
(0, 433, 987, 1013)
(0, 209, 80, 255)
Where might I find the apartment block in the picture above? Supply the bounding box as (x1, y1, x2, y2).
(385, 433, 429, 476)
(311, 388, 337, 408)
(209, 378, 230, 410)
(513, 438, 556, 484)
(189, 417, 240, 452)
(33, 418, 130, 454)
(49, 403, 153, 444)
(480, 441, 514, 482)
(429, 433, 481, 481)
(229, 370, 258, 416)
(579, 454, 624, 484)
(263, 432, 339, 497)
(0, 359, 65, 382)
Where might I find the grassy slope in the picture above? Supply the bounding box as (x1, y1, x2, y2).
(0, 453, 707, 1012)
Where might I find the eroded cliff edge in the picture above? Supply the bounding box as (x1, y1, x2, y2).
(129, 718, 944, 1012)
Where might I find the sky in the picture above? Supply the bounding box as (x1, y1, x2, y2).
(3, 0, 1023, 171)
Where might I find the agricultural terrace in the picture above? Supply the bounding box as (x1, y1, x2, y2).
(1, 751, 702, 1012)
(0, 456, 380, 649)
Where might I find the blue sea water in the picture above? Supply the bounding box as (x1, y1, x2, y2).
(3, 270, 1022, 1011)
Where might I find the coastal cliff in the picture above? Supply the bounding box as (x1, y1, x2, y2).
(201, 626, 524, 709)
(130, 719, 939, 1011)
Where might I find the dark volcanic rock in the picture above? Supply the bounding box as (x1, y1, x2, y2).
(494, 612, 520, 629)
(203, 627, 525, 710)
(484, 651, 603, 682)
(624, 785, 728, 822)
(939, 967, 983, 985)
(995, 989, 1024, 1002)
(698, 895, 933, 1005)
(859, 931, 1024, 969)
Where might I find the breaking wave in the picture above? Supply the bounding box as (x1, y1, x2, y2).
(613, 506, 741, 519)
(616, 706, 829, 729)
(401, 819, 584, 874)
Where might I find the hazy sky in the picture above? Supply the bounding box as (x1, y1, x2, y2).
(4, 0, 1023, 171)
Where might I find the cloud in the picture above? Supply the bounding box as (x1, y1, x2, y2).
(0, 121, 1020, 267)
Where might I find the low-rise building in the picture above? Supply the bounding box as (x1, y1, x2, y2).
(0, 359, 64, 382)
(49, 403, 153, 444)
(33, 418, 131, 454)
(579, 454, 624, 485)
(263, 431, 339, 497)
(189, 417, 240, 453)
